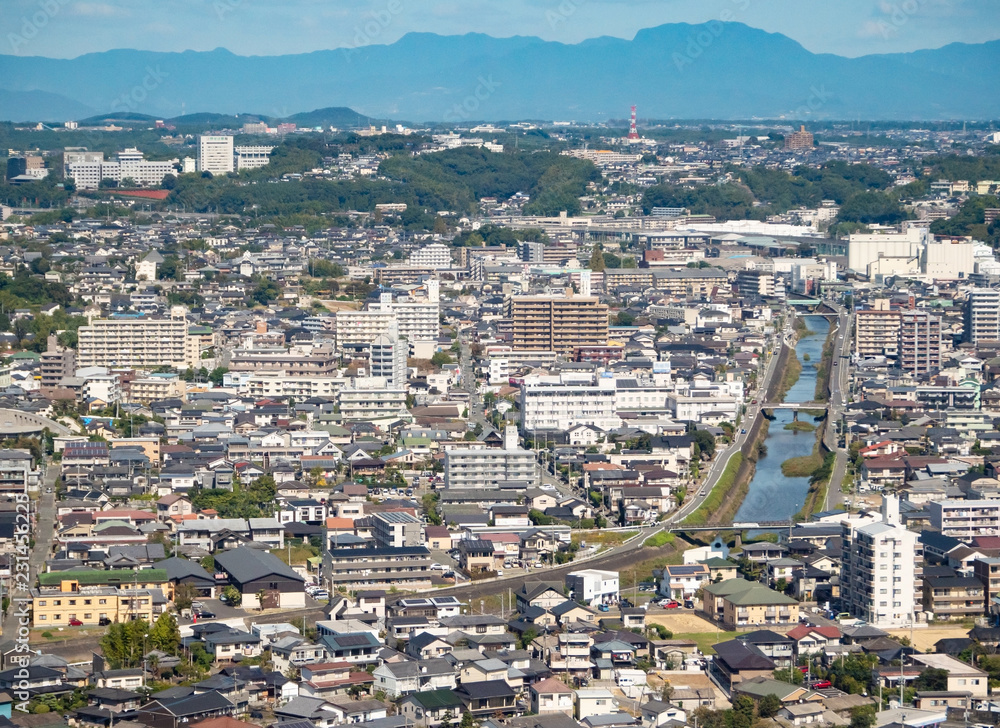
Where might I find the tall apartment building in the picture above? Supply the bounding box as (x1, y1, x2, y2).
(855, 306, 902, 359)
(335, 310, 398, 355)
(77, 316, 199, 370)
(338, 376, 409, 424)
(335, 289, 440, 355)
(369, 334, 408, 388)
(735, 267, 783, 298)
(965, 288, 1000, 344)
(39, 334, 76, 390)
(899, 310, 941, 375)
(444, 426, 538, 489)
(227, 346, 338, 376)
(784, 125, 814, 150)
(841, 496, 923, 628)
(198, 135, 235, 175)
(506, 295, 609, 354)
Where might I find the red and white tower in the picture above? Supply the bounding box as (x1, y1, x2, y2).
(627, 104, 640, 140)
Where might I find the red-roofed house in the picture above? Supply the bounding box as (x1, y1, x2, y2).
(785, 625, 842, 654)
(859, 441, 902, 459)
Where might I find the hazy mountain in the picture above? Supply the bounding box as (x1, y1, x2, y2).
(0, 23, 997, 122)
(0, 89, 94, 122)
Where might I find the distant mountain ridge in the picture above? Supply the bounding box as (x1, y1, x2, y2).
(0, 22, 997, 122)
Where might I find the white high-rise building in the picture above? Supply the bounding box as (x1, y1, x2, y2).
(840, 496, 923, 628)
(369, 334, 409, 389)
(965, 288, 1000, 344)
(519, 374, 621, 432)
(77, 315, 200, 370)
(67, 148, 178, 190)
(198, 135, 235, 175)
(408, 243, 452, 269)
(234, 145, 274, 170)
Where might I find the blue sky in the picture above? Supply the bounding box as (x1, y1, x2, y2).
(3, 0, 997, 58)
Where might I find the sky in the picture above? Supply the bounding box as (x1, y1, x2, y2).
(2, 0, 998, 59)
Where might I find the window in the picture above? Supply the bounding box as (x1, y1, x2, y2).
(84, 599, 92, 605)
(38, 615, 46, 621)
(38, 600, 46, 606)
(53, 600, 62, 606)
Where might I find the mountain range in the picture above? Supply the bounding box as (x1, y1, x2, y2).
(0, 22, 998, 123)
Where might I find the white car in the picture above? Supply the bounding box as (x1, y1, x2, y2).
(430, 563, 445, 570)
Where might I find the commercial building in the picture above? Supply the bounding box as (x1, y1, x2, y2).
(783, 125, 814, 150)
(506, 295, 609, 354)
(198, 135, 235, 175)
(899, 310, 941, 375)
(444, 426, 537, 489)
(373, 512, 425, 549)
(841, 497, 923, 628)
(965, 288, 1000, 344)
(77, 315, 200, 370)
(848, 228, 929, 275)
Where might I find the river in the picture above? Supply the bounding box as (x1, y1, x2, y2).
(734, 315, 831, 522)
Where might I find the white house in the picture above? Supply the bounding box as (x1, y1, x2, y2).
(566, 569, 619, 605)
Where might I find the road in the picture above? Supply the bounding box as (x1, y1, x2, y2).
(822, 301, 852, 511)
(2, 465, 57, 639)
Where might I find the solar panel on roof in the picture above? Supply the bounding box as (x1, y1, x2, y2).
(336, 634, 371, 647)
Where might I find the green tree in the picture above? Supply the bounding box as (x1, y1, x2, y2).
(758, 694, 782, 718)
(914, 667, 948, 692)
(100, 620, 150, 669)
(222, 585, 243, 606)
(849, 705, 877, 728)
(148, 612, 181, 655)
(589, 243, 605, 272)
(430, 351, 453, 367)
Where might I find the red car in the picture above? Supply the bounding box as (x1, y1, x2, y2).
(68, 618, 83, 626)
(665, 600, 680, 609)
(797, 666, 809, 673)
(810, 680, 832, 689)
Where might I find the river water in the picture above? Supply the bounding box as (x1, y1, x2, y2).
(734, 315, 831, 522)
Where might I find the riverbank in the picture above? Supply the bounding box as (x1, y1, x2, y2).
(813, 318, 837, 402)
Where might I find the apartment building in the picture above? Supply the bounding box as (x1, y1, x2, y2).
(198, 134, 235, 174)
(855, 307, 902, 359)
(444, 426, 537, 489)
(701, 578, 799, 630)
(369, 334, 408, 388)
(921, 572, 984, 621)
(31, 569, 168, 627)
(408, 243, 452, 268)
(335, 310, 397, 354)
(965, 288, 1000, 344)
(651, 268, 728, 297)
(325, 546, 434, 590)
(129, 374, 186, 404)
(972, 558, 1000, 618)
(373, 512, 425, 549)
(900, 310, 941, 375)
(519, 374, 620, 432)
(245, 374, 345, 399)
(928, 499, 1000, 538)
(338, 377, 409, 425)
(77, 316, 200, 369)
(227, 346, 338, 376)
(234, 145, 273, 170)
(0, 449, 40, 493)
(39, 334, 76, 390)
(506, 295, 609, 353)
(784, 125, 814, 150)
(841, 497, 923, 628)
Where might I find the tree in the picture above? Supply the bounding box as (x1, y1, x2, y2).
(690, 428, 716, 459)
(518, 627, 537, 650)
(914, 667, 948, 692)
(589, 242, 605, 272)
(222, 585, 243, 606)
(173, 582, 198, 612)
(849, 705, 877, 728)
(430, 351, 453, 367)
(100, 620, 150, 669)
(758, 694, 782, 718)
(148, 613, 181, 655)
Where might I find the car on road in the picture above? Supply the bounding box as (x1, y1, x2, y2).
(196, 610, 216, 619)
(430, 563, 445, 570)
(69, 618, 83, 626)
(664, 600, 680, 609)
(740, 429, 747, 434)
(684, 600, 695, 609)
(639, 583, 655, 592)
(597, 604, 610, 612)
(809, 680, 832, 689)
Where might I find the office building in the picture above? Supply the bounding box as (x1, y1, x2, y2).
(784, 125, 814, 150)
(444, 426, 537, 489)
(63, 148, 104, 177)
(234, 145, 273, 170)
(198, 135, 235, 175)
(855, 305, 902, 359)
(899, 310, 941, 375)
(372, 512, 425, 549)
(77, 315, 200, 370)
(506, 295, 609, 354)
(841, 496, 923, 628)
(965, 288, 1000, 344)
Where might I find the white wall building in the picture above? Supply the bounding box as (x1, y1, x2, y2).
(235, 145, 274, 170)
(566, 569, 619, 605)
(520, 374, 621, 432)
(848, 228, 929, 275)
(841, 496, 923, 628)
(198, 135, 235, 175)
(408, 243, 452, 269)
(928, 499, 1000, 538)
(444, 426, 537, 489)
(68, 148, 178, 189)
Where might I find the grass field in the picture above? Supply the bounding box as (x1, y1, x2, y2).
(572, 531, 637, 547)
(645, 611, 747, 654)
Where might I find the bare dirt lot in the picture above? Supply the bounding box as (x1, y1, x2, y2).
(887, 626, 971, 653)
(646, 611, 719, 633)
